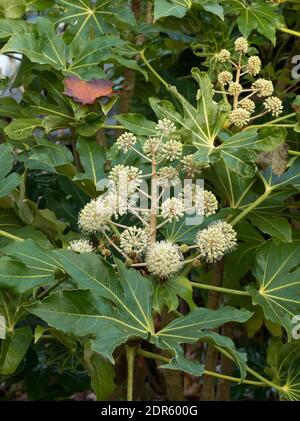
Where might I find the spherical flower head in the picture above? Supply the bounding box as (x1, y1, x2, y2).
(184, 185, 218, 217)
(181, 154, 202, 178)
(263, 96, 283, 117)
(143, 137, 160, 156)
(68, 239, 94, 253)
(234, 37, 248, 54)
(218, 71, 233, 86)
(161, 197, 184, 221)
(217, 49, 231, 63)
(146, 241, 184, 279)
(228, 82, 243, 96)
(78, 198, 112, 233)
(203, 190, 218, 217)
(230, 108, 251, 127)
(116, 132, 137, 152)
(196, 221, 237, 263)
(158, 166, 180, 187)
(161, 139, 182, 161)
(109, 164, 142, 196)
(155, 118, 176, 134)
(252, 79, 274, 97)
(239, 98, 256, 114)
(120, 226, 149, 256)
(247, 56, 261, 76)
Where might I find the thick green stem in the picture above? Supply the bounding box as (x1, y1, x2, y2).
(190, 282, 250, 297)
(140, 51, 169, 89)
(230, 187, 273, 227)
(125, 345, 135, 401)
(243, 112, 296, 130)
(215, 346, 285, 393)
(278, 27, 300, 37)
(136, 349, 267, 388)
(0, 230, 23, 242)
(288, 150, 300, 157)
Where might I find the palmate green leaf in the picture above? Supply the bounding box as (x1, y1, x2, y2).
(0, 326, 32, 376)
(4, 118, 43, 140)
(28, 251, 251, 375)
(247, 241, 300, 337)
(0, 19, 30, 38)
(29, 252, 154, 362)
(153, 306, 251, 378)
(56, 0, 136, 41)
(116, 114, 157, 136)
(266, 339, 300, 401)
(24, 138, 74, 173)
(82, 341, 116, 401)
(150, 70, 229, 167)
(260, 158, 300, 191)
(223, 221, 264, 290)
(153, 275, 196, 313)
(0, 257, 53, 294)
(248, 213, 292, 242)
(73, 137, 106, 186)
(2, 238, 62, 274)
(0, 0, 25, 18)
(153, 0, 224, 21)
(203, 159, 256, 208)
(1, 18, 137, 80)
(224, 0, 285, 44)
(0, 143, 21, 198)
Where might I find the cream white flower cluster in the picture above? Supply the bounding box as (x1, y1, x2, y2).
(196, 221, 237, 263)
(216, 37, 283, 127)
(145, 241, 184, 279)
(71, 118, 238, 280)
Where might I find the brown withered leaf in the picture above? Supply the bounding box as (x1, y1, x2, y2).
(64, 77, 113, 105)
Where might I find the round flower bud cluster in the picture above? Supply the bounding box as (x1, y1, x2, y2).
(161, 197, 185, 221)
(119, 226, 149, 256)
(239, 98, 256, 114)
(109, 164, 142, 196)
(263, 96, 283, 117)
(234, 37, 248, 53)
(252, 79, 274, 97)
(68, 239, 94, 253)
(184, 185, 218, 217)
(217, 49, 231, 63)
(228, 82, 243, 96)
(145, 241, 184, 279)
(181, 154, 202, 178)
(218, 71, 233, 86)
(78, 197, 113, 233)
(116, 132, 136, 152)
(158, 166, 180, 187)
(196, 221, 237, 263)
(161, 139, 182, 161)
(247, 56, 261, 76)
(229, 108, 251, 127)
(143, 137, 160, 156)
(156, 118, 176, 134)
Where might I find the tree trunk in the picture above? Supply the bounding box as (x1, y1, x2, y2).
(201, 260, 224, 400)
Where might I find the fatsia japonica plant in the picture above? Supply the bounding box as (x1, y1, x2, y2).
(0, 0, 299, 403)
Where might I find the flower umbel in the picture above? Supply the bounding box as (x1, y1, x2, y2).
(196, 221, 237, 263)
(264, 96, 283, 117)
(146, 241, 184, 279)
(68, 239, 94, 253)
(78, 198, 112, 233)
(120, 226, 149, 256)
